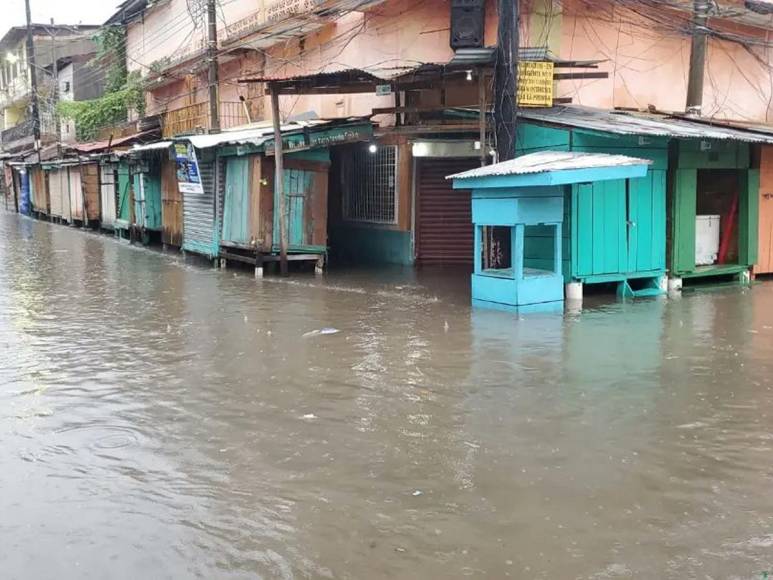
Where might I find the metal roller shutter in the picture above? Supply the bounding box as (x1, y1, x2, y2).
(416, 158, 479, 265)
(183, 157, 218, 257)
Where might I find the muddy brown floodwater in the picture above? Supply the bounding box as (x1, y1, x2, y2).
(2, 213, 773, 579)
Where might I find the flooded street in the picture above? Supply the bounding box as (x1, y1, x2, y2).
(3, 213, 773, 579)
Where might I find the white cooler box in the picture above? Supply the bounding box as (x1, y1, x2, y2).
(695, 214, 721, 266)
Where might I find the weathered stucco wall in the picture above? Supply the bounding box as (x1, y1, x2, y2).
(127, 0, 773, 124)
(556, 0, 773, 122)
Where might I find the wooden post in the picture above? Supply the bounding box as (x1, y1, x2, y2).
(270, 84, 288, 275)
(478, 68, 487, 167)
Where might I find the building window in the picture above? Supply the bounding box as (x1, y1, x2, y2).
(341, 144, 398, 224)
(63, 81, 70, 93)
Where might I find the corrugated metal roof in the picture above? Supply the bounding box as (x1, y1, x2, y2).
(519, 106, 773, 144)
(448, 151, 652, 179)
(177, 118, 363, 149)
(131, 141, 173, 153)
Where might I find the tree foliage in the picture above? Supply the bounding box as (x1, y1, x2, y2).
(57, 26, 146, 142)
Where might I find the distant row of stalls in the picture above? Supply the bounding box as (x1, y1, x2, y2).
(1, 118, 377, 271)
(7, 94, 773, 308)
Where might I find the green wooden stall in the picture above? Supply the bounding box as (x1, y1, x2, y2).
(131, 156, 163, 236)
(669, 139, 758, 281)
(517, 122, 667, 296)
(115, 159, 132, 235)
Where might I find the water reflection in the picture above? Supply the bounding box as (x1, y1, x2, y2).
(1, 214, 773, 579)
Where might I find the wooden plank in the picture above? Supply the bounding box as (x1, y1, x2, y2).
(756, 146, 773, 273)
(740, 168, 760, 267)
(576, 183, 593, 276)
(653, 170, 667, 273)
(553, 71, 609, 80)
(260, 156, 275, 251)
(397, 142, 412, 231)
(311, 166, 328, 247)
(591, 182, 605, 274)
(672, 168, 698, 274)
(628, 175, 641, 272)
(283, 158, 331, 172)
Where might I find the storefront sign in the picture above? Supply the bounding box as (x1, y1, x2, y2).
(265, 124, 374, 155)
(175, 143, 204, 194)
(517, 61, 554, 107)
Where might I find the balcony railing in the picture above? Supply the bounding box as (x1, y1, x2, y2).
(1, 118, 35, 144)
(161, 100, 262, 138)
(1, 114, 59, 151)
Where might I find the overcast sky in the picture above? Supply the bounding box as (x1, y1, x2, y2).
(4, 0, 118, 29)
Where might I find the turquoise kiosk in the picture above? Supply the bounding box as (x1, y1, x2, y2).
(449, 152, 651, 311)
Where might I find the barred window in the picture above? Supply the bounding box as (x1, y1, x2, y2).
(342, 145, 398, 224)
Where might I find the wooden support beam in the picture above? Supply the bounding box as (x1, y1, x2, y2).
(552, 71, 609, 80)
(270, 84, 288, 276)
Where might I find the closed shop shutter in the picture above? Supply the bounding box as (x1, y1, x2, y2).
(416, 158, 479, 265)
(182, 157, 218, 257)
(100, 163, 117, 228)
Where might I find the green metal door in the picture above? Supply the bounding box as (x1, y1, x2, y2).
(117, 162, 132, 225)
(671, 168, 698, 274)
(223, 156, 250, 244)
(273, 168, 312, 249)
(133, 172, 145, 228)
(144, 166, 162, 231)
(627, 170, 666, 273)
(572, 179, 627, 277)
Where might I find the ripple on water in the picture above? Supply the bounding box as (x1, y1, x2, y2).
(54, 423, 141, 452)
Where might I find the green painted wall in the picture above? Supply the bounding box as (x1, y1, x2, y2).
(329, 225, 413, 266)
(669, 140, 757, 276)
(517, 122, 667, 283)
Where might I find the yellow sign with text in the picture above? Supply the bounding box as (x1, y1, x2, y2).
(517, 61, 554, 107)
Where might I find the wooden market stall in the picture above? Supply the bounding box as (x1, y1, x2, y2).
(173, 118, 371, 270)
(450, 151, 651, 310)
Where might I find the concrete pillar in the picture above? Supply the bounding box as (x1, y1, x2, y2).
(315, 256, 325, 276)
(739, 270, 751, 285)
(219, 258, 227, 269)
(667, 277, 683, 293)
(255, 266, 264, 278)
(565, 281, 583, 301)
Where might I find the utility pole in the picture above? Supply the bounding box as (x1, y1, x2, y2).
(24, 0, 41, 152)
(207, 0, 220, 132)
(494, 0, 518, 162)
(270, 84, 288, 275)
(686, 0, 709, 115)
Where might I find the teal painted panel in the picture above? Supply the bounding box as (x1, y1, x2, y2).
(329, 226, 412, 265)
(223, 156, 250, 244)
(273, 168, 312, 249)
(117, 163, 131, 224)
(627, 170, 666, 274)
(672, 169, 698, 274)
(575, 179, 627, 277)
(575, 183, 593, 276)
(144, 170, 162, 231)
(516, 123, 571, 154)
(653, 170, 667, 272)
(133, 172, 143, 227)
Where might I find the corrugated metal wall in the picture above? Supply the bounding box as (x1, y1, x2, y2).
(100, 163, 117, 229)
(48, 168, 72, 221)
(29, 167, 47, 214)
(182, 154, 219, 257)
(68, 167, 84, 222)
(416, 158, 478, 265)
